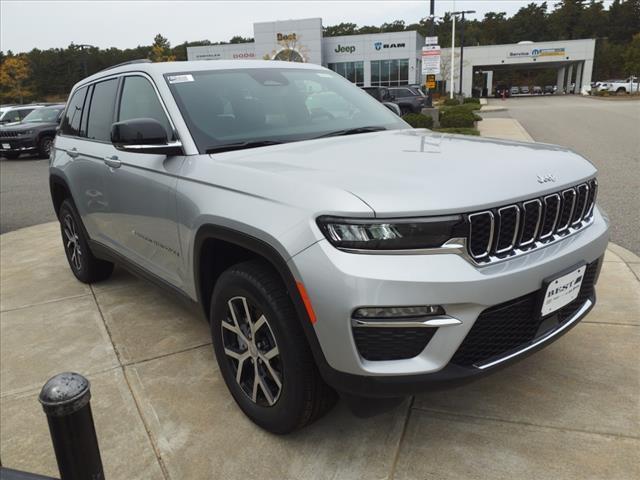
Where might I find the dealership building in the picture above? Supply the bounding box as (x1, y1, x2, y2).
(187, 17, 595, 96)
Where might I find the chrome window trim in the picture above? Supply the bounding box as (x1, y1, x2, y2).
(519, 199, 542, 247)
(540, 193, 561, 240)
(468, 211, 495, 260)
(474, 298, 592, 369)
(495, 205, 520, 254)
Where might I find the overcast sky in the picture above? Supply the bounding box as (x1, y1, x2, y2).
(1, 0, 615, 53)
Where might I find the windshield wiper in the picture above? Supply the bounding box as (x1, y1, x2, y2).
(206, 140, 283, 154)
(313, 126, 387, 139)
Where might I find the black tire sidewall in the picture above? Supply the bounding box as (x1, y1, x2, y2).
(211, 266, 312, 433)
(39, 136, 53, 157)
(59, 200, 92, 282)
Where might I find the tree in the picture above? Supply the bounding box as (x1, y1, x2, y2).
(229, 36, 253, 44)
(607, 0, 640, 44)
(149, 34, 176, 62)
(324, 23, 358, 37)
(622, 33, 640, 76)
(511, 2, 550, 42)
(0, 55, 32, 103)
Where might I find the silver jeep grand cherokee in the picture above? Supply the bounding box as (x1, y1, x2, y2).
(50, 60, 609, 433)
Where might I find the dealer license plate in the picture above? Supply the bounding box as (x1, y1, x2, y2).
(1, 143, 10, 149)
(541, 265, 586, 316)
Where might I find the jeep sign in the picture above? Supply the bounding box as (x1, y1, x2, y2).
(334, 44, 356, 54)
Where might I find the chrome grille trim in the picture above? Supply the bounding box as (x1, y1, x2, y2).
(519, 199, 542, 247)
(572, 183, 589, 226)
(468, 211, 495, 260)
(556, 188, 577, 233)
(465, 179, 598, 266)
(495, 205, 520, 254)
(540, 194, 561, 240)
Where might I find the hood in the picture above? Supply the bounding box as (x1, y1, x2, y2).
(211, 129, 597, 217)
(0, 121, 56, 132)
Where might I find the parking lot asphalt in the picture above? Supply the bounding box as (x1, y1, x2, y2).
(482, 95, 640, 255)
(0, 155, 55, 234)
(1, 222, 639, 479)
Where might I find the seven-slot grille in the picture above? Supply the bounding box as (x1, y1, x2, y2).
(467, 179, 597, 263)
(0, 131, 21, 138)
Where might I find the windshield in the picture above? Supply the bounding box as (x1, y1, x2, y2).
(165, 67, 407, 153)
(22, 107, 63, 123)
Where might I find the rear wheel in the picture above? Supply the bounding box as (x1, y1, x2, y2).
(616, 87, 627, 95)
(59, 199, 114, 283)
(210, 260, 336, 433)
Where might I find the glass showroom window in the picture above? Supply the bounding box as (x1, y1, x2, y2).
(327, 62, 364, 86)
(370, 59, 409, 86)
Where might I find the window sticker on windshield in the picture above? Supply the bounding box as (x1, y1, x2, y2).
(167, 74, 194, 84)
(316, 73, 333, 78)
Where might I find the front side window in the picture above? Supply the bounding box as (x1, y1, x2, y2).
(60, 87, 87, 136)
(166, 68, 406, 153)
(86, 79, 118, 142)
(118, 76, 173, 139)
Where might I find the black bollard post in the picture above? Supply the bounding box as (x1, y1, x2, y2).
(38, 373, 104, 480)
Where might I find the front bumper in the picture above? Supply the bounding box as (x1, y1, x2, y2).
(289, 208, 609, 396)
(0, 137, 37, 153)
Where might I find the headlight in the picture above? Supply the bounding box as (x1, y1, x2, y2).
(316, 215, 466, 251)
(19, 130, 34, 135)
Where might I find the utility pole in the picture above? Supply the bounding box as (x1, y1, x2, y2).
(451, 10, 475, 98)
(449, 14, 457, 99)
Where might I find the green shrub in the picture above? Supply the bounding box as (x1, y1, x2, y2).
(463, 97, 481, 104)
(439, 110, 476, 128)
(434, 127, 480, 136)
(402, 113, 433, 129)
(443, 97, 460, 106)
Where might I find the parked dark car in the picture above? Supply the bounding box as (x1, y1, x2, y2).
(544, 85, 555, 94)
(494, 84, 510, 98)
(0, 104, 65, 159)
(388, 86, 426, 114)
(361, 87, 402, 115)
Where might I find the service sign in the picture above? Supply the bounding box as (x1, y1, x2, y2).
(425, 36, 438, 45)
(421, 45, 441, 75)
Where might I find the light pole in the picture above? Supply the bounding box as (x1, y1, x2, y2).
(426, 0, 435, 107)
(451, 10, 475, 97)
(450, 15, 455, 99)
(77, 44, 95, 78)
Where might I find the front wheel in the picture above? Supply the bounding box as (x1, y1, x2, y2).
(38, 136, 54, 158)
(210, 260, 336, 433)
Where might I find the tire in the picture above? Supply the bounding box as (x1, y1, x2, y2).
(59, 199, 114, 283)
(3, 152, 19, 159)
(616, 87, 627, 95)
(210, 260, 337, 433)
(38, 136, 54, 158)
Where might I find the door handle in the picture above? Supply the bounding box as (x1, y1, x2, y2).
(103, 155, 121, 169)
(67, 147, 79, 158)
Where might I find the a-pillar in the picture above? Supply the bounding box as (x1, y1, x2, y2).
(567, 63, 574, 93)
(556, 66, 566, 94)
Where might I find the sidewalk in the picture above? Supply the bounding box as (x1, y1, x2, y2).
(1, 126, 639, 479)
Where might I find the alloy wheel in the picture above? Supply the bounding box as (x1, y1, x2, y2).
(63, 214, 82, 271)
(221, 296, 282, 406)
(42, 138, 53, 156)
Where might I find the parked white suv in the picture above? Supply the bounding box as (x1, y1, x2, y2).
(50, 60, 609, 433)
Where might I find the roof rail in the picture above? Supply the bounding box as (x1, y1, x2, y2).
(98, 58, 152, 73)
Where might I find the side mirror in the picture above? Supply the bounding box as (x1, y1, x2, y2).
(111, 118, 183, 155)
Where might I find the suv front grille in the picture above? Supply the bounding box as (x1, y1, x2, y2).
(467, 179, 597, 263)
(0, 131, 20, 138)
(450, 258, 600, 367)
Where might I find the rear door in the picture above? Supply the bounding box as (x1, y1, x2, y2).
(102, 74, 185, 286)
